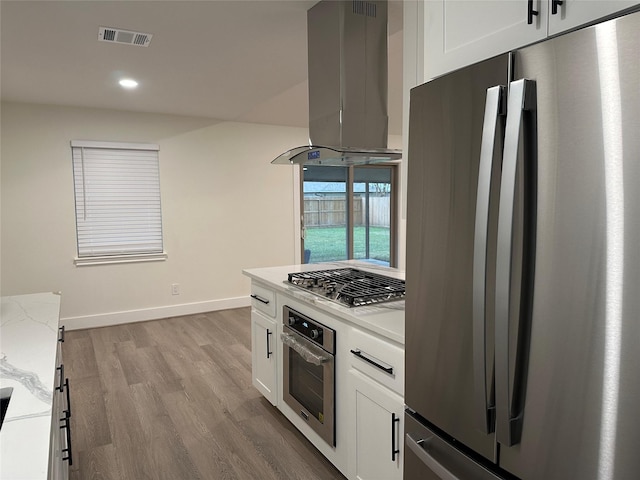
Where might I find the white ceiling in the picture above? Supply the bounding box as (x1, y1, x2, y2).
(0, 0, 404, 135)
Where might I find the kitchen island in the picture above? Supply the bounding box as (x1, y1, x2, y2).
(243, 261, 405, 480)
(0, 293, 68, 480)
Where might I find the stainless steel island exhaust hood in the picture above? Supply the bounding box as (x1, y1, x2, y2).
(271, 0, 401, 166)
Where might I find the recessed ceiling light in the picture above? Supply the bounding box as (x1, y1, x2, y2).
(119, 79, 138, 89)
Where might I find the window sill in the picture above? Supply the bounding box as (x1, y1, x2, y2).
(74, 252, 168, 266)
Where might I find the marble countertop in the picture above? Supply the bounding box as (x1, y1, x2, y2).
(0, 292, 62, 480)
(243, 261, 405, 345)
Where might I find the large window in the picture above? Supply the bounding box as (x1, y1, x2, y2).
(71, 140, 166, 265)
(302, 165, 397, 267)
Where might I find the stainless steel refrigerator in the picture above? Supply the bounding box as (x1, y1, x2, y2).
(404, 10, 640, 480)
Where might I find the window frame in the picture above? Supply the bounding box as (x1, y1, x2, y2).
(70, 140, 167, 266)
(300, 163, 399, 267)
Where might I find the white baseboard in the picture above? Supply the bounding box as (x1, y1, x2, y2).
(61, 296, 251, 330)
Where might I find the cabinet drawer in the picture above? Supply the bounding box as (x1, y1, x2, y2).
(348, 328, 404, 396)
(250, 282, 276, 318)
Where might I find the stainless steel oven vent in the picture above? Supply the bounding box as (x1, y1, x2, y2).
(271, 0, 401, 166)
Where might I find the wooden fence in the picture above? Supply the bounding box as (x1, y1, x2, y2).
(304, 196, 390, 227)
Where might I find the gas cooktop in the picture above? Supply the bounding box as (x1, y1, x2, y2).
(287, 268, 405, 307)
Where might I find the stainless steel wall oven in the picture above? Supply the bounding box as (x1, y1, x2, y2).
(281, 305, 335, 447)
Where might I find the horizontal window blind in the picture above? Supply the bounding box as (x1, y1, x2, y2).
(71, 141, 163, 258)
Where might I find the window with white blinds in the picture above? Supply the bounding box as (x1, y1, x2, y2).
(71, 140, 165, 263)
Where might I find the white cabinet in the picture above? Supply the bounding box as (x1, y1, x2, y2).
(548, 0, 640, 35)
(348, 370, 403, 480)
(423, 0, 639, 79)
(250, 282, 278, 406)
(424, 0, 547, 80)
(347, 328, 404, 480)
(251, 309, 277, 405)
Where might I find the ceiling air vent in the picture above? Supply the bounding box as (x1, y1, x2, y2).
(98, 26, 152, 47)
(352, 0, 376, 17)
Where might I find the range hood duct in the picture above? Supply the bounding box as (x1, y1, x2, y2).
(272, 0, 401, 166)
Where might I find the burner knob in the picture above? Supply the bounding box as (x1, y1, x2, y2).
(288, 316, 297, 326)
(310, 329, 320, 340)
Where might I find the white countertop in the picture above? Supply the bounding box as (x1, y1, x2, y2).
(0, 292, 62, 480)
(243, 261, 405, 345)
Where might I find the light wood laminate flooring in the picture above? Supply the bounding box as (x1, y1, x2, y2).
(63, 307, 346, 480)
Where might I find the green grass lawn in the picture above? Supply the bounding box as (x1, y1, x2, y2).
(304, 226, 390, 264)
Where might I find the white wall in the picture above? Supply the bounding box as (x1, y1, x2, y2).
(0, 102, 308, 328)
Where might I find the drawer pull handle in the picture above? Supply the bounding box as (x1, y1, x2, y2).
(350, 349, 394, 375)
(250, 294, 270, 305)
(406, 433, 459, 480)
(64, 378, 72, 418)
(56, 364, 64, 392)
(60, 416, 73, 466)
(527, 0, 538, 25)
(391, 413, 400, 461)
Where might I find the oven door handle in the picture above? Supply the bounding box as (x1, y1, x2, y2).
(281, 332, 330, 366)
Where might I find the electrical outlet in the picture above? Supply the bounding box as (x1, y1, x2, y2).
(171, 283, 180, 295)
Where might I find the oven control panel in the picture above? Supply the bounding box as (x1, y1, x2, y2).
(283, 306, 335, 354)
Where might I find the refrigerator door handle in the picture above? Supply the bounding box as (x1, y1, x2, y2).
(406, 433, 461, 480)
(495, 78, 537, 447)
(473, 85, 505, 434)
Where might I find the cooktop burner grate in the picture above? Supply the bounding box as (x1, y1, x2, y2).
(287, 268, 405, 307)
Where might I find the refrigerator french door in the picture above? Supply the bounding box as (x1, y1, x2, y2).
(405, 10, 640, 480)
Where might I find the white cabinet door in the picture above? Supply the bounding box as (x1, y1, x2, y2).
(424, 0, 548, 79)
(548, 0, 639, 35)
(251, 309, 277, 406)
(348, 370, 403, 480)
(423, 0, 640, 80)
